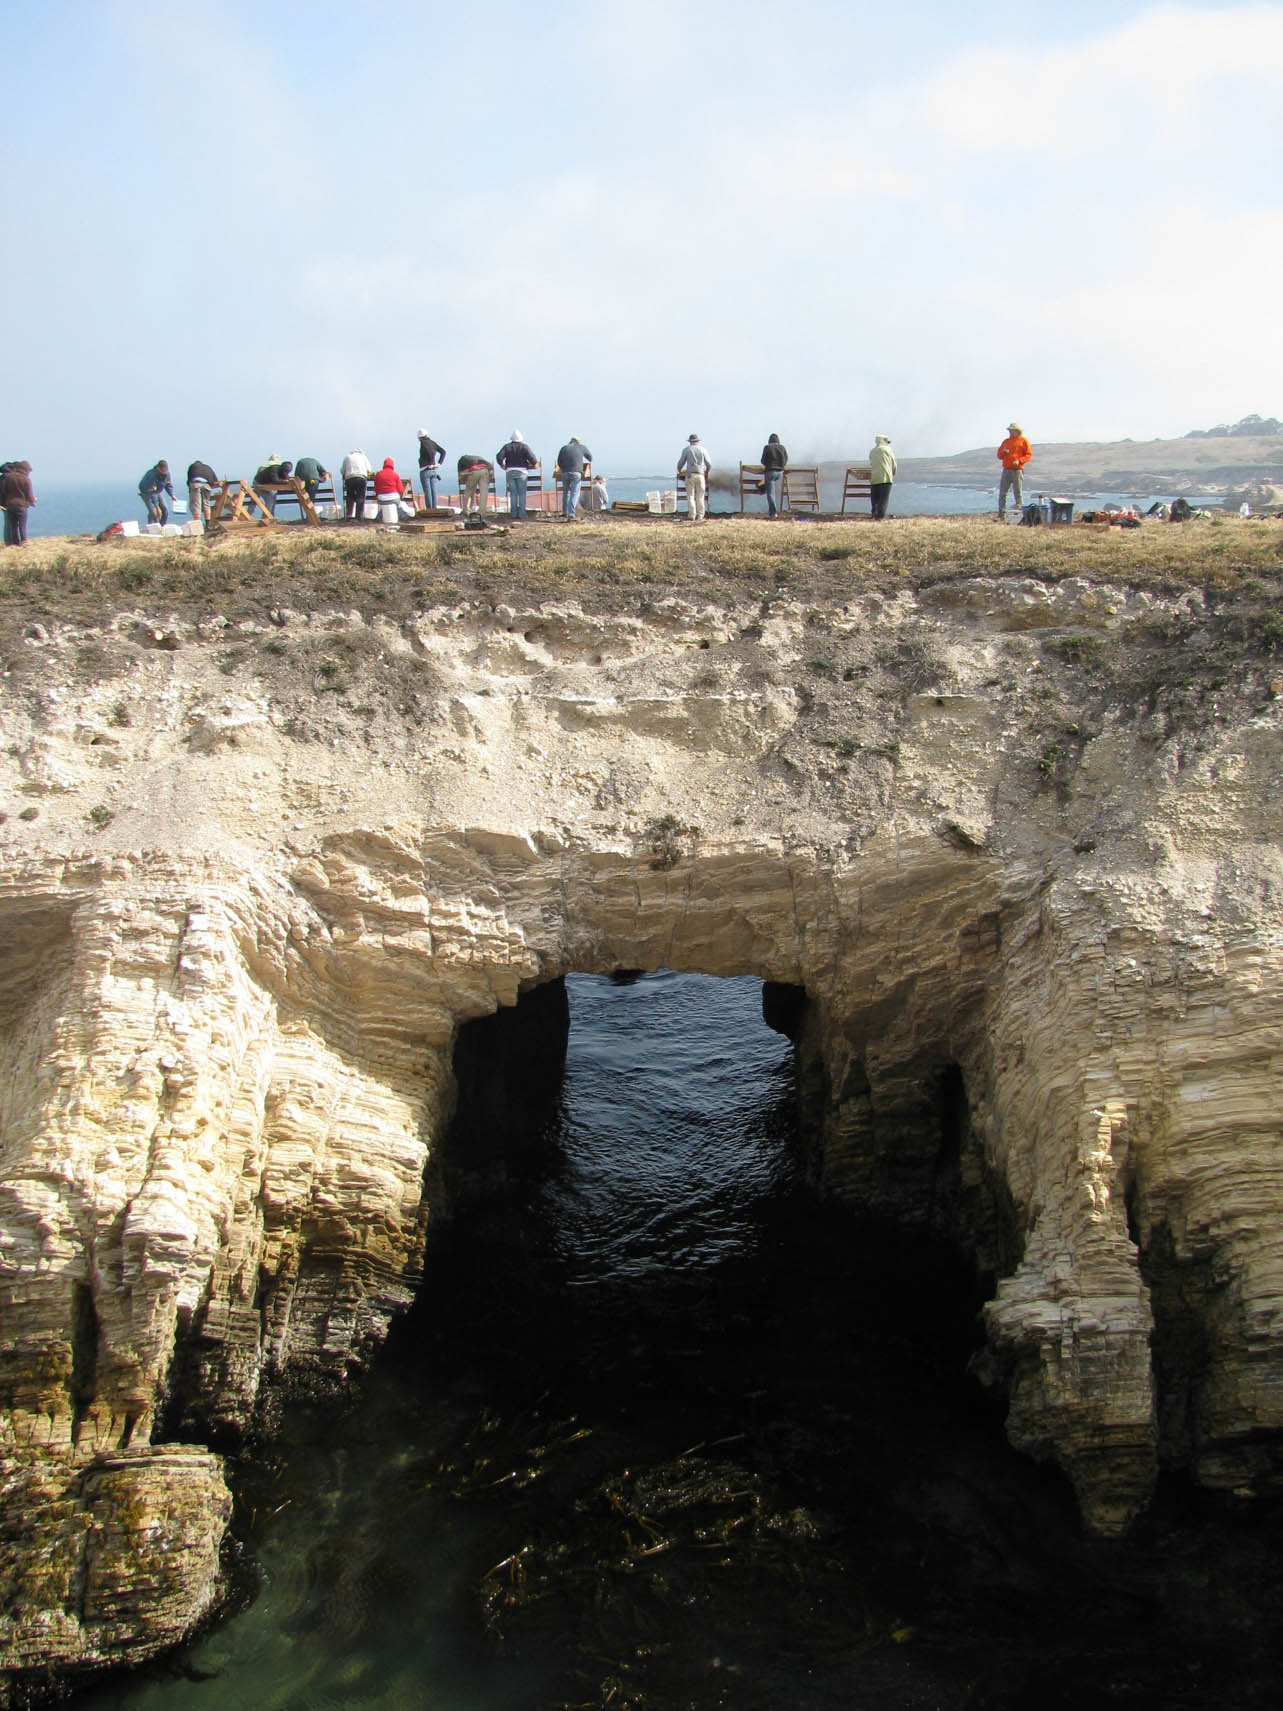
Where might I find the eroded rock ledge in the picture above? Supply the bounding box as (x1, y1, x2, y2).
(3, 566, 1283, 1684)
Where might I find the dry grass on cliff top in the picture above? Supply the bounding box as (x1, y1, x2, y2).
(2, 514, 1282, 629)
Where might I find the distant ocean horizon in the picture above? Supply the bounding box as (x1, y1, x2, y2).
(19, 478, 1224, 539)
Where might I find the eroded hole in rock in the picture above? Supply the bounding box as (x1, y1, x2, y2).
(115, 970, 1283, 1710)
(442, 974, 571, 1197)
(69, 1280, 100, 1435)
(431, 970, 995, 1384)
(1136, 1217, 1217, 1470)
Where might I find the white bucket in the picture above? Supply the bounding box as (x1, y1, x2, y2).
(119, 520, 140, 537)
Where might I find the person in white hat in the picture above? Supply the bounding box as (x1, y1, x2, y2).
(996, 422, 1033, 520)
(868, 435, 897, 519)
(417, 429, 446, 511)
(496, 429, 538, 519)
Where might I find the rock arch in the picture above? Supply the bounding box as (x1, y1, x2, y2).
(2, 828, 1153, 1539)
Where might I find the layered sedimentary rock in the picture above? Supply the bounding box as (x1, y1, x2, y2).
(2, 564, 1282, 1680)
(0, 1446, 229, 1681)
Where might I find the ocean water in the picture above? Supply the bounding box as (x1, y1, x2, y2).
(17, 479, 1220, 538)
(67, 972, 1283, 1711)
(17, 482, 147, 539)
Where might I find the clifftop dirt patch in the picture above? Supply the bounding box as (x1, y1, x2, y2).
(2, 515, 1282, 640)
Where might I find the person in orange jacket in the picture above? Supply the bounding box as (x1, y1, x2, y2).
(997, 422, 1033, 519)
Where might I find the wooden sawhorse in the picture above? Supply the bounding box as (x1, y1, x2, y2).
(781, 467, 821, 512)
(207, 481, 282, 525)
(841, 468, 873, 513)
(254, 478, 322, 523)
(739, 463, 766, 510)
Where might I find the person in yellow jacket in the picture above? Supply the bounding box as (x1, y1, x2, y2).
(868, 435, 897, 519)
(997, 422, 1033, 519)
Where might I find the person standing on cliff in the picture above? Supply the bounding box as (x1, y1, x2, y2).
(997, 423, 1033, 520)
(761, 433, 788, 517)
(139, 460, 174, 526)
(294, 456, 330, 504)
(341, 448, 373, 520)
(457, 451, 494, 518)
(868, 435, 897, 520)
(496, 429, 538, 519)
(677, 433, 712, 521)
(417, 429, 446, 510)
(556, 436, 593, 520)
(1, 460, 36, 546)
(185, 459, 219, 526)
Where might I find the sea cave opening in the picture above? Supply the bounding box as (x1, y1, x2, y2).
(414, 969, 996, 1487)
(88, 973, 1283, 1711)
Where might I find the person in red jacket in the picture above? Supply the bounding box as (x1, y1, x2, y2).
(373, 457, 406, 523)
(997, 423, 1033, 520)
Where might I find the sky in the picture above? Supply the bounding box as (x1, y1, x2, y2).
(4, 0, 1282, 480)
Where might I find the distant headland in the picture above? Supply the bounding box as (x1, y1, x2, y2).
(885, 415, 1283, 502)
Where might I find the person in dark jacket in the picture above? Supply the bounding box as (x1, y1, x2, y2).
(139, 460, 175, 525)
(761, 434, 788, 517)
(417, 430, 446, 510)
(186, 460, 219, 524)
(496, 430, 538, 518)
(253, 457, 293, 515)
(1, 461, 36, 545)
(555, 436, 592, 520)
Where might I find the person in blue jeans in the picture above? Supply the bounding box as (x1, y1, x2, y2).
(556, 435, 592, 519)
(417, 430, 446, 509)
(139, 460, 175, 525)
(761, 434, 787, 517)
(1, 461, 36, 545)
(497, 429, 538, 518)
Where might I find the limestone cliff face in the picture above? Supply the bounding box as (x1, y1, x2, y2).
(2, 568, 1282, 1676)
